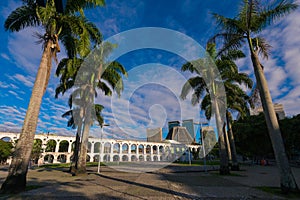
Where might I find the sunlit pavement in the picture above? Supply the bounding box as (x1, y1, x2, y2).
(1, 164, 299, 199)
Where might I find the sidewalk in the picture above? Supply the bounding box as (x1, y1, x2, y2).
(1, 164, 299, 199)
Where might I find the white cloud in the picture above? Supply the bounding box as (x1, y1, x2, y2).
(7, 27, 43, 73)
(0, 81, 18, 89)
(8, 73, 34, 87)
(1, 0, 21, 19)
(8, 90, 23, 101)
(1, 53, 10, 61)
(260, 5, 300, 116)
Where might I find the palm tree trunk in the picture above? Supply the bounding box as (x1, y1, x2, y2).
(76, 87, 93, 175)
(226, 111, 239, 171)
(250, 50, 298, 192)
(223, 122, 232, 163)
(76, 120, 90, 175)
(69, 121, 82, 173)
(0, 41, 52, 194)
(214, 98, 230, 175)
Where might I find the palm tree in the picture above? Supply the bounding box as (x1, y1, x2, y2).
(225, 83, 253, 170)
(1, 0, 104, 193)
(218, 48, 253, 171)
(76, 43, 127, 175)
(61, 102, 104, 173)
(211, 0, 298, 192)
(55, 42, 127, 174)
(181, 43, 229, 174)
(187, 43, 253, 174)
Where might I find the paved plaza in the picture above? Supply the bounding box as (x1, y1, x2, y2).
(0, 164, 300, 199)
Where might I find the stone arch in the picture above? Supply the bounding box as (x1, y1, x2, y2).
(122, 143, 129, 154)
(94, 142, 101, 153)
(122, 155, 128, 161)
(113, 155, 120, 161)
(1, 136, 13, 142)
(131, 144, 137, 154)
(153, 155, 158, 161)
(86, 154, 90, 162)
(71, 141, 76, 151)
(32, 139, 43, 163)
(146, 145, 151, 154)
(45, 139, 56, 152)
(131, 155, 137, 162)
(139, 155, 144, 161)
(170, 146, 175, 154)
(165, 146, 172, 161)
(103, 154, 110, 162)
(104, 142, 111, 153)
(165, 146, 170, 154)
(58, 140, 69, 152)
(88, 142, 92, 153)
(152, 145, 157, 154)
(175, 146, 180, 153)
(159, 146, 164, 154)
(44, 154, 54, 163)
(146, 155, 151, 161)
(93, 155, 100, 162)
(138, 144, 144, 154)
(113, 143, 120, 153)
(57, 154, 67, 163)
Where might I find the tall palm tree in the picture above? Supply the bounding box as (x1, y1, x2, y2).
(211, 0, 298, 192)
(61, 101, 104, 172)
(218, 48, 253, 171)
(1, 0, 104, 193)
(181, 43, 229, 174)
(187, 43, 253, 174)
(55, 42, 127, 174)
(76, 43, 127, 174)
(225, 89, 253, 171)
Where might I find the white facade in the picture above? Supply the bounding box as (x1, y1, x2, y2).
(0, 132, 201, 164)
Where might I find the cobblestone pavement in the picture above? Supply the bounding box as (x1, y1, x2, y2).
(0, 164, 299, 199)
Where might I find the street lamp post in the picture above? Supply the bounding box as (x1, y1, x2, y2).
(97, 124, 109, 174)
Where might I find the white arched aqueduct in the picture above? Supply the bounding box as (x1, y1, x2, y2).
(0, 132, 201, 164)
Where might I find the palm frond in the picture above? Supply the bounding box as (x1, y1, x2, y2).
(97, 81, 112, 96)
(180, 76, 206, 100)
(221, 49, 245, 61)
(212, 13, 244, 34)
(65, 0, 105, 14)
(255, 0, 298, 32)
(181, 62, 196, 73)
(217, 34, 246, 57)
(4, 5, 39, 32)
(201, 94, 212, 120)
(253, 37, 272, 59)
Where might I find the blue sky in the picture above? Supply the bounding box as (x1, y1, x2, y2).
(0, 0, 300, 141)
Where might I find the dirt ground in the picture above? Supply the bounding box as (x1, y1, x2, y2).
(0, 164, 299, 199)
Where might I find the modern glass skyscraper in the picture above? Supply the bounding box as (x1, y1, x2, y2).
(182, 119, 195, 139)
(168, 121, 180, 132)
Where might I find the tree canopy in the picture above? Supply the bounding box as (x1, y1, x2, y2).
(0, 140, 13, 164)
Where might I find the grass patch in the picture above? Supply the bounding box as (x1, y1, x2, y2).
(173, 160, 220, 166)
(38, 163, 70, 168)
(86, 162, 106, 167)
(256, 186, 300, 199)
(38, 162, 106, 169)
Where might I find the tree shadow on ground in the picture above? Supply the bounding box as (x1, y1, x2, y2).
(0, 168, 102, 199)
(97, 173, 200, 199)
